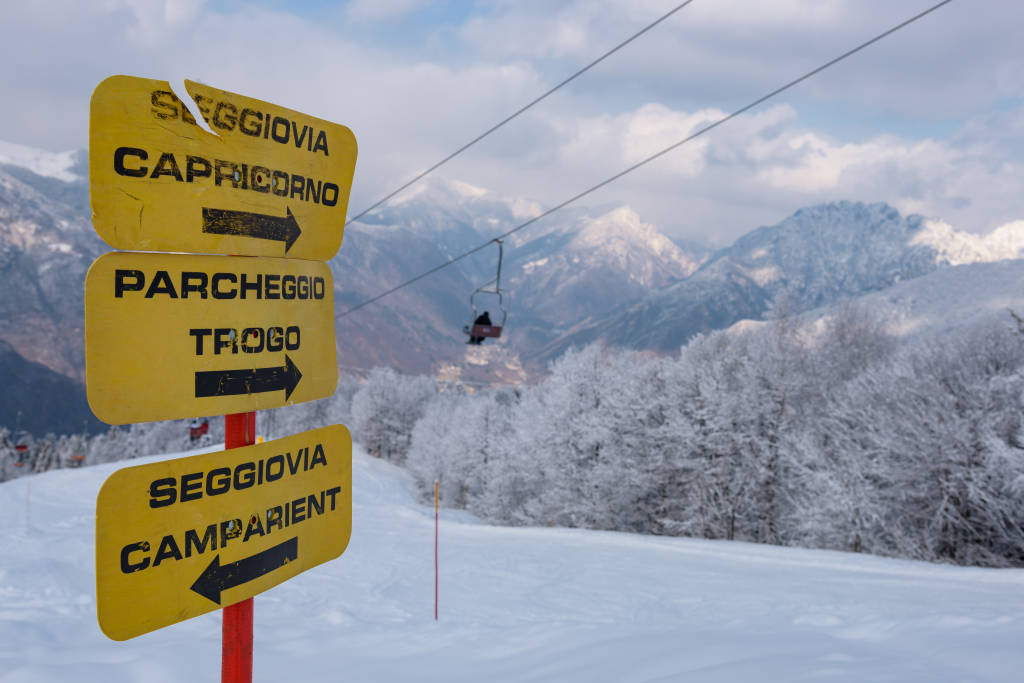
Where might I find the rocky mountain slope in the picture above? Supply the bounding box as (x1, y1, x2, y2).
(2, 139, 1022, 433)
(336, 179, 710, 377)
(0, 149, 710, 425)
(0, 157, 104, 383)
(0, 338, 103, 435)
(544, 202, 1024, 356)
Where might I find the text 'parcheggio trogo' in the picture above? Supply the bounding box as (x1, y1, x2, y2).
(85, 252, 338, 423)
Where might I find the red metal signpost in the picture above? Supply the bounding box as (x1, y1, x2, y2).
(223, 412, 256, 683)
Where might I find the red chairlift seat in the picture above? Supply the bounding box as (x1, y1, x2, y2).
(189, 418, 210, 441)
(470, 323, 503, 338)
(10, 422, 30, 466)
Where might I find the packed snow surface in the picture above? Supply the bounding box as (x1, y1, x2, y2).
(2, 443, 1023, 682)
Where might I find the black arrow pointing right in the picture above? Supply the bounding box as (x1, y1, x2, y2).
(202, 207, 302, 252)
(190, 536, 299, 605)
(195, 355, 302, 400)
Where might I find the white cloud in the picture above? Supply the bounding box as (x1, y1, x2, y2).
(101, 0, 207, 37)
(620, 104, 713, 175)
(460, 0, 1024, 122)
(1, 0, 1023, 247)
(553, 103, 717, 181)
(345, 0, 436, 22)
(752, 134, 938, 194)
(493, 98, 1024, 242)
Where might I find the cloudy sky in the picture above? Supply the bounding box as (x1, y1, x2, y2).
(1, 0, 1020, 244)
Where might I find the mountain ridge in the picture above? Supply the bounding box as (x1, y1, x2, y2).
(1, 140, 1022, 433)
(543, 200, 1024, 356)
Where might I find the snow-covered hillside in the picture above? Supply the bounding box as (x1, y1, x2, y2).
(727, 258, 1024, 341)
(842, 258, 1024, 337)
(2, 443, 1022, 682)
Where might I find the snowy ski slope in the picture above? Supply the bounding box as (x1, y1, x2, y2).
(1, 442, 1023, 682)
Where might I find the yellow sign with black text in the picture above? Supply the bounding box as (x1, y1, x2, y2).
(85, 251, 337, 424)
(95, 425, 352, 641)
(89, 75, 357, 260)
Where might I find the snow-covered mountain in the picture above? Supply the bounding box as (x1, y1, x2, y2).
(0, 157, 107, 434)
(726, 258, 1024, 353)
(505, 206, 705, 338)
(545, 201, 1024, 356)
(874, 259, 1024, 337)
(0, 159, 104, 381)
(331, 220, 479, 375)
(0, 146, 710, 426)
(2, 137, 1022, 433)
(336, 178, 710, 374)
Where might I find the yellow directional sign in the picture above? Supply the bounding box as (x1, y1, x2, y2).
(96, 425, 352, 641)
(89, 75, 357, 260)
(85, 251, 337, 424)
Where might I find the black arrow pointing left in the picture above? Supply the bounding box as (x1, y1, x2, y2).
(195, 355, 302, 400)
(202, 207, 302, 252)
(191, 536, 299, 605)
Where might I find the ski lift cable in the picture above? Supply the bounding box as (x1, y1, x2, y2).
(345, 0, 700, 227)
(335, 0, 955, 321)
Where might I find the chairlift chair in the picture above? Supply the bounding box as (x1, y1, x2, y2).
(463, 239, 508, 342)
(189, 418, 210, 442)
(9, 428, 31, 467)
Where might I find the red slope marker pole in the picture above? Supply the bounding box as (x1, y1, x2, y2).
(223, 411, 256, 683)
(434, 480, 439, 621)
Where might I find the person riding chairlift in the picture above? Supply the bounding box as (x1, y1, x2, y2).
(467, 311, 491, 345)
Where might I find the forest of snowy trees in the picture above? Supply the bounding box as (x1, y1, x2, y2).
(3, 305, 1023, 568)
(363, 306, 1024, 568)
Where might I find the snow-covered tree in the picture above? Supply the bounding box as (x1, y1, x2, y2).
(407, 389, 485, 508)
(811, 318, 1024, 565)
(351, 367, 436, 464)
